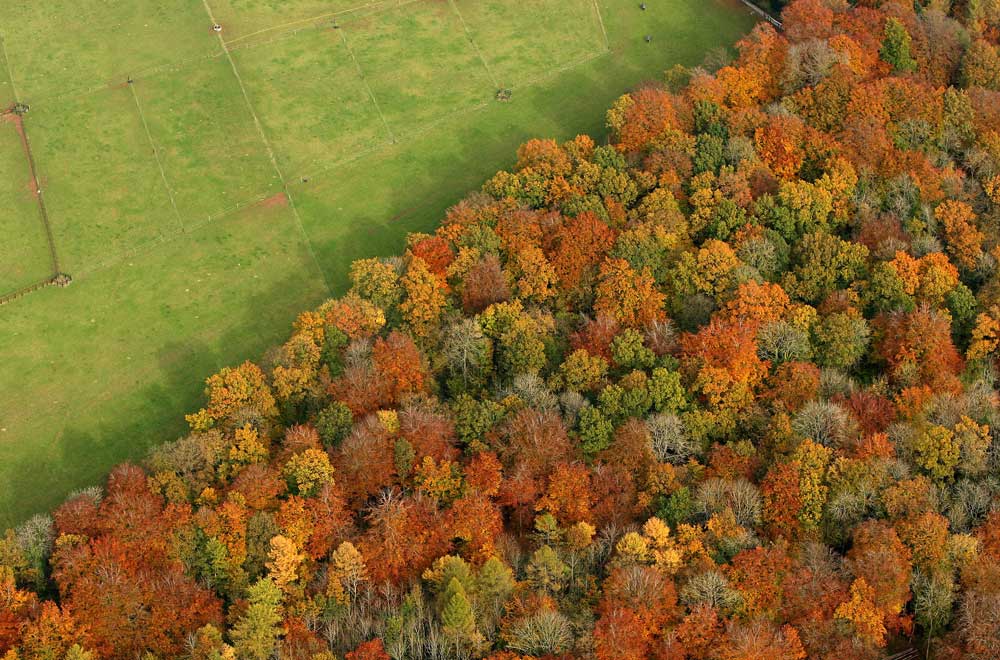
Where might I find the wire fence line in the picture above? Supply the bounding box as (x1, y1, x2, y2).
(203, 0, 334, 296)
(2, 0, 764, 305)
(71, 188, 282, 282)
(128, 80, 186, 233)
(2, 35, 64, 289)
(0, 273, 71, 306)
(448, 0, 500, 89)
(337, 26, 396, 145)
(2, 108, 63, 292)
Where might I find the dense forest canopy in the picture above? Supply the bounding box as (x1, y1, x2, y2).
(5, 0, 1000, 658)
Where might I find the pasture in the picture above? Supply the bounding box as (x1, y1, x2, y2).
(0, 0, 757, 525)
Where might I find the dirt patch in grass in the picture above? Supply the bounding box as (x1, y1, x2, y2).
(24, 177, 44, 199)
(259, 192, 289, 209)
(3, 112, 41, 199)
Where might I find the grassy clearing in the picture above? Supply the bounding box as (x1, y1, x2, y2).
(0, 199, 329, 520)
(453, 0, 606, 88)
(135, 57, 281, 221)
(25, 86, 178, 274)
(232, 27, 390, 178)
(0, 121, 50, 291)
(342, 0, 495, 134)
(208, 0, 363, 44)
(0, 0, 757, 525)
(0, 0, 215, 100)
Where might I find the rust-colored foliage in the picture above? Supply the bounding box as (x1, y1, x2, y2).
(11, 3, 1000, 656)
(594, 606, 652, 660)
(334, 416, 397, 507)
(358, 493, 450, 585)
(594, 258, 665, 328)
(372, 331, 427, 406)
(936, 200, 983, 270)
(462, 255, 511, 313)
(875, 308, 964, 392)
(547, 212, 616, 296)
(762, 461, 803, 540)
(448, 493, 503, 562)
(612, 87, 679, 153)
(345, 638, 391, 660)
(52, 536, 222, 659)
(755, 115, 806, 180)
(410, 235, 455, 277)
(535, 462, 593, 525)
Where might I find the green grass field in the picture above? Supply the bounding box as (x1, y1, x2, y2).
(0, 0, 757, 526)
(0, 120, 51, 292)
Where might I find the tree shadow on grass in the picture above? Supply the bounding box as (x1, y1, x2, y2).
(0, 266, 322, 526)
(0, 338, 217, 527)
(0, 62, 629, 527)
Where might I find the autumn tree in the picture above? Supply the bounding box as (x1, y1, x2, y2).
(936, 200, 983, 270)
(10, 4, 1000, 657)
(51, 535, 223, 659)
(400, 257, 447, 337)
(372, 330, 427, 405)
(461, 255, 510, 313)
(960, 39, 1000, 90)
(608, 87, 678, 153)
(535, 462, 592, 525)
(874, 307, 963, 391)
(186, 361, 277, 431)
(594, 258, 665, 328)
(346, 639, 391, 660)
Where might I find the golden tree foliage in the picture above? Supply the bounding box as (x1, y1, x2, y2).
(400, 258, 448, 337)
(187, 362, 277, 431)
(936, 200, 983, 270)
(266, 535, 304, 591)
(834, 578, 887, 647)
(594, 258, 665, 328)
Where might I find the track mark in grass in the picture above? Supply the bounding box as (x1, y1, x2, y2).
(0, 35, 21, 104)
(592, 0, 611, 50)
(221, 0, 385, 48)
(0, 46, 62, 283)
(2, 112, 60, 277)
(510, 49, 610, 93)
(447, 0, 499, 88)
(202, 0, 332, 296)
(290, 95, 491, 187)
(336, 27, 396, 144)
(73, 189, 281, 281)
(129, 80, 185, 233)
